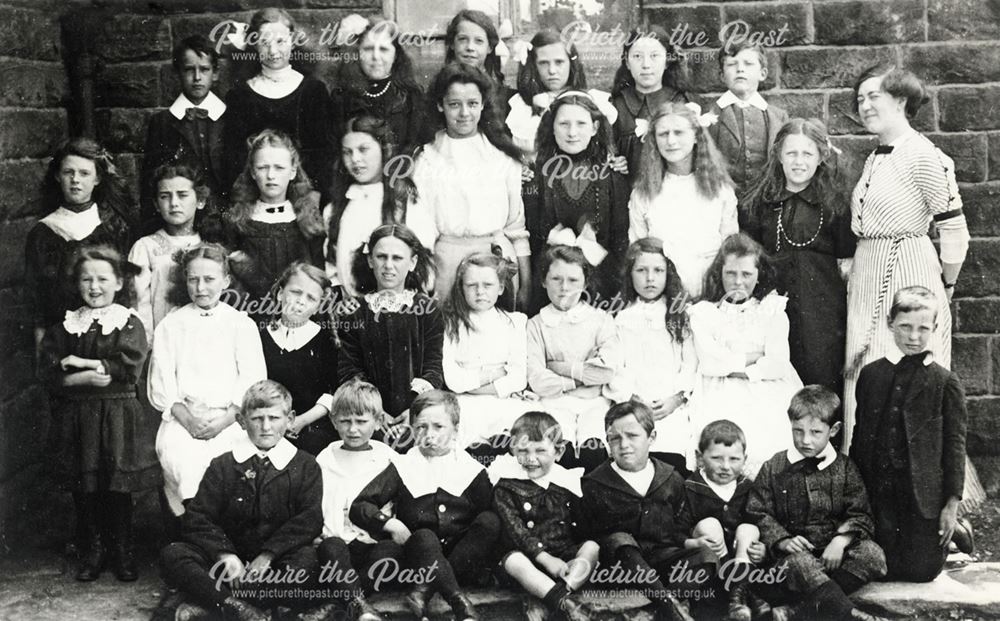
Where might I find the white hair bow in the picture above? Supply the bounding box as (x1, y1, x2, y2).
(634, 118, 649, 140)
(226, 21, 250, 51)
(495, 18, 514, 63)
(547, 223, 608, 267)
(337, 14, 370, 45)
(684, 102, 718, 129)
(511, 39, 532, 66)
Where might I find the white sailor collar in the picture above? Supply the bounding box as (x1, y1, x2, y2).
(396, 447, 485, 497)
(168, 92, 226, 121)
(39, 204, 101, 242)
(267, 320, 321, 352)
(486, 454, 583, 497)
(232, 434, 297, 470)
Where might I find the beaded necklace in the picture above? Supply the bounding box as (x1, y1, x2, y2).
(364, 79, 391, 99)
(775, 198, 824, 252)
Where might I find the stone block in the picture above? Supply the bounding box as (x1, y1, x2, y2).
(95, 62, 163, 108)
(926, 132, 987, 183)
(0, 59, 67, 107)
(829, 134, 878, 187)
(970, 455, 1000, 496)
(904, 43, 1000, 85)
(645, 5, 722, 49)
(928, 0, 1000, 41)
(0, 110, 67, 160)
(721, 2, 811, 47)
(967, 397, 1000, 456)
(767, 91, 825, 123)
(0, 160, 49, 221)
(955, 297, 1000, 334)
(852, 563, 1000, 618)
(779, 46, 896, 90)
(962, 181, 1000, 237)
(92, 13, 171, 62)
(940, 85, 1000, 132)
(0, 6, 60, 61)
(953, 335, 991, 396)
(95, 107, 159, 155)
(814, 0, 924, 45)
(988, 132, 1000, 180)
(574, 42, 621, 94)
(0, 387, 49, 482)
(0, 220, 36, 288)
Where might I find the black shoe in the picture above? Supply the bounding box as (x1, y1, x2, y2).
(220, 597, 270, 621)
(446, 593, 480, 621)
(558, 594, 593, 621)
(952, 517, 975, 554)
(726, 582, 752, 621)
(112, 543, 138, 582)
(75, 534, 106, 582)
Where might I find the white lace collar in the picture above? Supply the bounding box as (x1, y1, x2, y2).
(248, 66, 304, 99)
(168, 92, 226, 121)
(39, 204, 101, 242)
(364, 289, 416, 314)
(232, 434, 297, 470)
(486, 454, 583, 496)
(63, 304, 134, 336)
(538, 302, 592, 327)
(267, 320, 321, 352)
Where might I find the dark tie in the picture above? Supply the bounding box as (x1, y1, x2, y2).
(899, 353, 926, 368)
(874, 145, 894, 155)
(184, 107, 210, 121)
(251, 454, 271, 487)
(797, 456, 825, 474)
(265, 205, 285, 214)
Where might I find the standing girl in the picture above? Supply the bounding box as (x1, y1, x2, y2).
(326, 115, 436, 297)
(337, 224, 443, 443)
(148, 243, 267, 516)
(526, 245, 622, 472)
(414, 63, 530, 307)
(686, 233, 801, 477)
(442, 252, 530, 457)
(261, 262, 338, 456)
(444, 9, 514, 119)
(41, 245, 158, 581)
(26, 138, 132, 353)
(606, 238, 696, 474)
(226, 129, 325, 317)
(628, 102, 738, 298)
(611, 27, 688, 174)
(742, 118, 856, 394)
(224, 7, 334, 191)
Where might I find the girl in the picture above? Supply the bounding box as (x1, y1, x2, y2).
(337, 224, 443, 444)
(611, 26, 688, 173)
(148, 243, 267, 516)
(326, 115, 436, 297)
(686, 233, 801, 477)
(129, 162, 220, 344)
(742, 118, 856, 395)
(26, 138, 132, 352)
(330, 17, 427, 154)
(444, 9, 514, 119)
(41, 245, 157, 582)
(442, 252, 530, 458)
(526, 245, 622, 472)
(224, 7, 334, 192)
(261, 262, 338, 456)
(628, 101, 738, 298)
(414, 63, 530, 307)
(533, 91, 631, 307)
(226, 129, 325, 318)
(607, 238, 696, 474)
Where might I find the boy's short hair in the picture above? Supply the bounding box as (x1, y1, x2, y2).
(605, 400, 655, 436)
(787, 385, 841, 425)
(410, 389, 460, 426)
(697, 419, 746, 453)
(509, 411, 564, 446)
(718, 40, 767, 72)
(329, 378, 384, 421)
(172, 34, 221, 70)
(888, 285, 938, 322)
(242, 379, 292, 415)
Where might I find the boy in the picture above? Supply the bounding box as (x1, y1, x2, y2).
(708, 41, 789, 193)
(489, 411, 600, 621)
(850, 286, 972, 582)
(160, 380, 323, 621)
(315, 379, 400, 621)
(141, 34, 226, 232)
(746, 385, 886, 621)
(678, 420, 764, 621)
(580, 401, 695, 621)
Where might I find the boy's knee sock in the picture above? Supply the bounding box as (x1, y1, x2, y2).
(406, 530, 461, 598)
(449, 513, 501, 584)
(830, 568, 865, 595)
(542, 582, 570, 609)
(807, 580, 854, 620)
(613, 545, 667, 593)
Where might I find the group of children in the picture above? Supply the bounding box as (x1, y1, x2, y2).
(25, 4, 977, 621)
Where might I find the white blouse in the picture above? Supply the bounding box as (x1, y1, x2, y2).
(443, 308, 528, 398)
(129, 230, 201, 344)
(316, 440, 398, 542)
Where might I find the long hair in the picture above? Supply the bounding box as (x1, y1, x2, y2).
(442, 251, 518, 340)
(166, 242, 230, 308)
(701, 233, 777, 303)
(535, 93, 615, 169)
(635, 102, 732, 202)
(228, 129, 314, 231)
(742, 118, 845, 220)
(619, 238, 688, 344)
(264, 260, 332, 328)
(351, 223, 436, 295)
(338, 19, 422, 102)
(514, 29, 587, 105)
(42, 137, 133, 238)
(150, 161, 223, 241)
(611, 26, 686, 98)
(444, 10, 505, 86)
(68, 244, 140, 309)
(425, 62, 522, 163)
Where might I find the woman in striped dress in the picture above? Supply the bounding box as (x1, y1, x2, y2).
(845, 65, 973, 478)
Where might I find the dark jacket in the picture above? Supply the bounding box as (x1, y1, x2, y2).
(850, 357, 967, 519)
(707, 101, 788, 192)
(493, 478, 582, 559)
(677, 470, 753, 536)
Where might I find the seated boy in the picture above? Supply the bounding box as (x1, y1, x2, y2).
(746, 385, 887, 621)
(160, 380, 323, 621)
(488, 411, 600, 621)
(678, 420, 765, 621)
(580, 401, 695, 621)
(850, 286, 972, 582)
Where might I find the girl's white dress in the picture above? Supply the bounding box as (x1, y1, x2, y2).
(147, 302, 267, 515)
(686, 293, 801, 477)
(443, 308, 532, 447)
(607, 298, 698, 456)
(128, 229, 201, 344)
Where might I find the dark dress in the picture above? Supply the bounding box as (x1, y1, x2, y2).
(260, 324, 339, 456)
(743, 184, 856, 393)
(223, 76, 335, 194)
(330, 78, 425, 154)
(611, 85, 688, 177)
(40, 308, 160, 493)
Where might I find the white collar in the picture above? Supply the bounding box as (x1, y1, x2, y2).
(345, 182, 384, 203)
(39, 204, 101, 242)
(486, 454, 583, 496)
(885, 343, 934, 366)
(698, 468, 737, 502)
(395, 447, 484, 497)
(232, 434, 297, 470)
(315, 440, 397, 476)
(63, 304, 134, 336)
(168, 92, 226, 121)
(538, 302, 592, 327)
(786, 441, 837, 471)
(185, 301, 232, 318)
(716, 90, 768, 111)
(248, 67, 304, 99)
(364, 289, 416, 314)
(611, 460, 655, 495)
(252, 200, 296, 223)
(267, 320, 321, 352)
